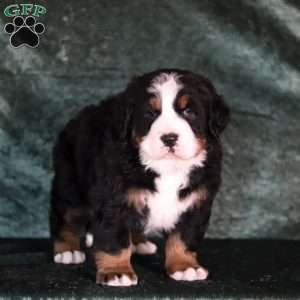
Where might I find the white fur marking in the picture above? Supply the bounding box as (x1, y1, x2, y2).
(104, 275, 138, 287)
(144, 151, 206, 236)
(134, 241, 157, 255)
(170, 267, 208, 281)
(73, 250, 86, 263)
(54, 251, 86, 264)
(85, 232, 94, 247)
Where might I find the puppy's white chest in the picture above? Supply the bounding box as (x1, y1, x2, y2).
(144, 172, 194, 235)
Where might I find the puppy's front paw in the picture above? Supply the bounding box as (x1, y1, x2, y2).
(54, 251, 86, 264)
(169, 266, 208, 281)
(96, 270, 138, 287)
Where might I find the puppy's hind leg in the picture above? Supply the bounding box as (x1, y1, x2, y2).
(50, 132, 88, 264)
(50, 206, 87, 264)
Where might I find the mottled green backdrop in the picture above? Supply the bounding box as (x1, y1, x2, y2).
(0, 0, 299, 238)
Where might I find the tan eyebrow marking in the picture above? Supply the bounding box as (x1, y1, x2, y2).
(149, 97, 161, 111)
(178, 94, 189, 110)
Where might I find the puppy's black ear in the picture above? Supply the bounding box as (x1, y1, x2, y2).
(209, 94, 230, 138)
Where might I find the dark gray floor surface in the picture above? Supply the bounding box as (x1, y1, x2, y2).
(0, 239, 299, 299)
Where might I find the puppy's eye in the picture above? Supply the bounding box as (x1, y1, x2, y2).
(182, 108, 196, 119)
(144, 109, 159, 119)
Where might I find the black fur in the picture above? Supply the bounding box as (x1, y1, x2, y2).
(50, 68, 230, 268)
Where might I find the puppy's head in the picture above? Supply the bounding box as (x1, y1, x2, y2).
(125, 69, 230, 165)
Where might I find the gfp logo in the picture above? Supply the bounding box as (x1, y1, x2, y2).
(3, 4, 46, 48)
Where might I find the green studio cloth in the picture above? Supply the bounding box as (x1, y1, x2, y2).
(0, 1, 299, 237)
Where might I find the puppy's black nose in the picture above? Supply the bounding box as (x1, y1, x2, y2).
(160, 133, 178, 147)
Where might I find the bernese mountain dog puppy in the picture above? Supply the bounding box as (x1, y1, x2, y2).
(50, 69, 230, 287)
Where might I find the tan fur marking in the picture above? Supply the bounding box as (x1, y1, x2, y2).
(64, 208, 84, 223)
(95, 247, 131, 271)
(95, 246, 137, 284)
(192, 137, 207, 158)
(54, 228, 80, 253)
(132, 130, 144, 146)
(181, 187, 208, 208)
(135, 135, 144, 145)
(126, 188, 148, 213)
(178, 94, 189, 110)
(149, 97, 161, 111)
(197, 137, 207, 152)
(165, 233, 199, 275)
(132, 232, 147, 245)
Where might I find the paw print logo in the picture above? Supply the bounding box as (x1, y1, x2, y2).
(4, 16, 45, 48)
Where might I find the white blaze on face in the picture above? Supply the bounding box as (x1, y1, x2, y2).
(139, 72, 203, 168)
